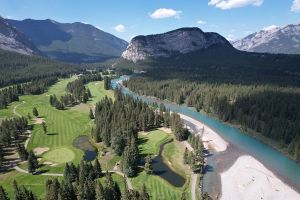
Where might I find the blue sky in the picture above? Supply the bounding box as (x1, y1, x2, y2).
(0, 0, 300, 41)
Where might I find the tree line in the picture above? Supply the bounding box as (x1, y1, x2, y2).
(0, 117, 28, 169)
(0, 49, 77, 88)
(0, 158, 150, 200)
(124, 75, 300, 162)
(49, 73, 102, 110)
(0, 76, 59, 109)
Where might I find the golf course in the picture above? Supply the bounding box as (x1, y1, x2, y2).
(0, 76, 194, 199)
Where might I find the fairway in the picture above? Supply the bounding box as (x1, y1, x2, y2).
(133, 129, 191, 199)
(138, 129, 171, 156)
(43, 147, 75, 163)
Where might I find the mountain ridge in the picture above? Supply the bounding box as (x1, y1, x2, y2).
(7, 18, 128, 63)
(0, 17, 42, 56)
(122, 27, 233, 62)
(233, 23, 300, 54)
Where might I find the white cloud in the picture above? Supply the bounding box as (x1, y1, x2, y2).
(95, 26, 102, 30)
(114, 24, 126, 32)
(263, 25, 278, 31)
(291, 0, 300, 12)
(197, 20, 207, 25)
(150, 8, 182, 19)
(208, 0, 264, 10)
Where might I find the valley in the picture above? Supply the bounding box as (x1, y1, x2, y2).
(1, 2, 300, 199)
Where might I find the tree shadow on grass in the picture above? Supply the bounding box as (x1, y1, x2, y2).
(46, 132, 58, 136)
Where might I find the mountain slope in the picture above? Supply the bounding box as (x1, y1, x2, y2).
(233, 24, 300, 54)
(122, 27, 233, 62)
(116, 27, 300, 86)
(0, 49, 77, 87)
(7, 19, 128, 63)
(0, 17, 42, 56)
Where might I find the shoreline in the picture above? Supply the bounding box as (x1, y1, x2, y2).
(179, 113, 300, 200)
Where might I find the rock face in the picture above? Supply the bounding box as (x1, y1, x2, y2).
(122, 27, 232, 62)
(7, 18, 128, 63)
(233, 24, 300, 54)
(0, 17, 42, 55)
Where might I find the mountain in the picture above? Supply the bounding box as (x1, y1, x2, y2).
(116, 27, 300, 86)
(7, 18, 128, 63)
(122, 27, 233, 62)
(0, 17, 42, 56)
(233, 24, 300, 54)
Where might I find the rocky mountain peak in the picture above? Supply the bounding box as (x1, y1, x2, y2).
(122, 27, 232, 62)
(232, 23, 300, 54)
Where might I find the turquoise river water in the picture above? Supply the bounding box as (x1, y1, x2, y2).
(111, 75, 300, 190)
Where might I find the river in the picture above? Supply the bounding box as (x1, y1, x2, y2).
(111, 75, 300, 192)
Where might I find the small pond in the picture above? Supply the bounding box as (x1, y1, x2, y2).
(73, 135, 97, 161)
(152, 140, 186, 187)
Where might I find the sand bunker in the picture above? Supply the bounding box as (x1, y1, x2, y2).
(158, 127, 172, 133)
(34, 147, 50, 155)
(34, 118, 45, 125)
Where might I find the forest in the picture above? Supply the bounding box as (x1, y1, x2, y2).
(0, 49, 78, 88)
(124, 70, 300, 162)
(92, 89, 189, 177)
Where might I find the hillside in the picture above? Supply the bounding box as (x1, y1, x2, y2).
(0, 17, 42, 56)
(7, 18, 128, 63)
(233, 24, 300, 54)
(0, 49, 78, 87)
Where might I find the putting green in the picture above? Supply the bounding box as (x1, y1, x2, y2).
(43, 147, 75, 163)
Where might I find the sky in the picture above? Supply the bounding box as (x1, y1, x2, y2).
(0, 0, 300, 41)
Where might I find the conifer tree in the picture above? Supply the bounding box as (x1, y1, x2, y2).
(0, 186, 9, 200)
(28, 151, 39, 174)
(95, 182, 105, 200)
(94, 159, 102, 179)
(89, 108, 94, 119)
(32, 107, 39, 117)
(42, 122, 47, 134)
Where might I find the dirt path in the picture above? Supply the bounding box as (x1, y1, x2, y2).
(13, 101, 25, 117)
(181, 140, 198, 200)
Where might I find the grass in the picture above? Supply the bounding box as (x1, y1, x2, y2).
(132, 129, 191, 199)
(0, 171, 62, 199)
(87, 81, 115, 105)
(43, 147, 75, 164)
(163, 140, 190, 178)
(98, 173, 125, 192)
(138, 130, 171, 156)
(0, 78, 115, 198)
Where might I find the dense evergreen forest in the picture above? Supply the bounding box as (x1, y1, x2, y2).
(93, 89, 189, 177)
(123, 67, 300, 162)
(0, 49, 77, 88)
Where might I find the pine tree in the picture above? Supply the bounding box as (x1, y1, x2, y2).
(95, 182, 105, 200)
(144, 155, 153, 174)
(28, 151, 39, 174)
(183, 148, 189, 164)
(32, 107, 39, 117)
(16, 144, 28, 161)
(0, 186, 9, 200)
(42, 122, 47, 134)
(94, 159, 102, 179)
(140, 184, 150, 200)
(46, 179, 60, 200)
(89, 108, 94, 119)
